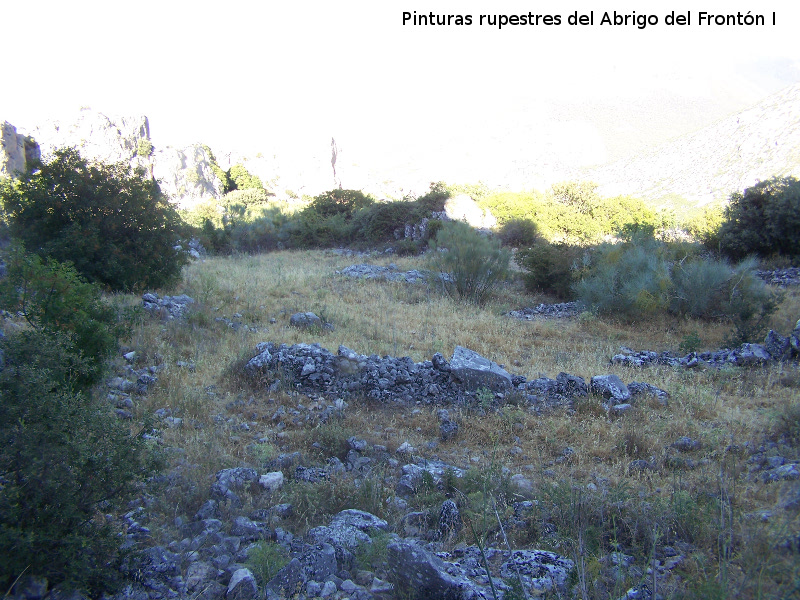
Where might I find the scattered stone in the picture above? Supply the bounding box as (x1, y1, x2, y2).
(259, 472, 284, 492)
(672, 436, 702, 452)
(142, 293, 195, 320)
(396, 442, 416, 455)
(294, 466, 329, 483)
(628, 459, 654, 473)
(628, 381, 670, 405)
(765, 330, 792, 361)
(506, 302, 583, 321)
(763, 463, 800, 483)
(338, 264, 429, 284)
(387, 539, 488, 599)
(499, 549, 575, 593)
(610, 403, 633, 416)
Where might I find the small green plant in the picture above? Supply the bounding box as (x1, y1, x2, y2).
(355, 531, 392, 571)
(679, 331, 702, 354)
(0, 329, 161, 596)
(246, 542, 290, 585)
(136, 138, 153, 157)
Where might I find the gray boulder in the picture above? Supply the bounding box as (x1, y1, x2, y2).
(449, 346, 511, 392)
(289, 312, 323, 329)
(227, 568, 257, 600)
(387, 539, 487, 599)
(266, 544, 337, 599)
(733, 343, 772, 366)
(764, 330, 791, 361)
(590, 375, 631, 402)
(499, 549, 574, 593)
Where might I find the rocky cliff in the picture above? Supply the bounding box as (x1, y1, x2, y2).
(0, 109, 225, 209)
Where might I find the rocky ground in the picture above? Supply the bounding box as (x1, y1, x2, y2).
(17, 290, 793, 600)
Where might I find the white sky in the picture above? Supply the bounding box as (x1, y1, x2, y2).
(3, 1, 799, 159)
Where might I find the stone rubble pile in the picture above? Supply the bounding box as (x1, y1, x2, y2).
(142, 293, 196, 321)
(245, 342, 670, 413)
(506, 302, 583, 321)
(337, 263, 429, 284)
(756, 267, 800, 287)
(612, 319, 800, 369)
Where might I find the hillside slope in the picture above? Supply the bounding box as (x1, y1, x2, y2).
(582, 83, 800, 207)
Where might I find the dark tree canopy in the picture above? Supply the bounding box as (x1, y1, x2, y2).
(0, 147, 187, 291)
(718, 176, 800, 259)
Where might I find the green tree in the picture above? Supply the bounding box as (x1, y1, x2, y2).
(0, 147, 187, 291)
(718, 177, 800, 259)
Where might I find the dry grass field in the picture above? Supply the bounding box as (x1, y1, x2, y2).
(118, 250, 800, 599)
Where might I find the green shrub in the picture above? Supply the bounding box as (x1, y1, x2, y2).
(222, 188, 270, 208)
(201, 144, 232, 193)
(0, 246, 120, 385)
(0, 147, 187, 291)
(672, 256, 780, 344)
(498, 218, 539, 247)
(351, 200, 418, 245)
(307, 189, 374, 220)
(228, 163, 263, 191)
(415, 182, 450, 214)
(428, 221, 510, 306)
(515, 238, 584, 299)
(574, 238, 672, 317)
(0, 328, 161, 596)
(575, 238, 780, 338)
(718, 177, 800, 259)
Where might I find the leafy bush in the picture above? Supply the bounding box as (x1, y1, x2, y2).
(574, 238, 672, 317)
(0, 246, 120, 385)
(428, 221, 510, 305)
(671, 256, 780, 344)
(0, 147, 187, 291)
(0, 330, 160, 596)
(498, 218, 539, 247)
(684, 205, 725, 249)
(515, 238, 584, 299)
(576, 238, 780, 339)
(222, 187, 270, 208)
(307, 189, 374, 220)
(718, 177, 800, 259)
(351, 200, 419, 245)
(228, 163, 263, 191)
